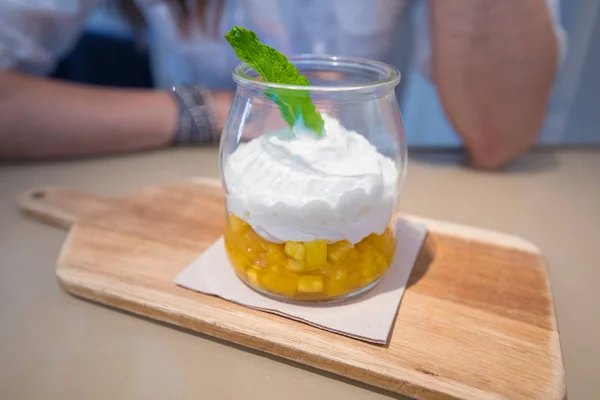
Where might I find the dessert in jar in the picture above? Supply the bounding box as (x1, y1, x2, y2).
(220, 27, 406, 301)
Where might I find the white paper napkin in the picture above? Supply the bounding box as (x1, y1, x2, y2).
(175, 219, 427, 344)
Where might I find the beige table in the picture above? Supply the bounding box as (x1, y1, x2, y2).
(1, 148, 598, 400)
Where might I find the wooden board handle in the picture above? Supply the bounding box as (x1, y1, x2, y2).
(18, 187, 113, 230)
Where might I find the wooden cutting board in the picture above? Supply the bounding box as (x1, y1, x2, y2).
(18, 178, 565, 400)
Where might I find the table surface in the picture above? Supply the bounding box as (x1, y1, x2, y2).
(1, 148, 598, 400)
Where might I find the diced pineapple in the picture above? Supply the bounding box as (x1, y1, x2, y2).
(355, 241, 374, 254)
(251, 254, 267, 268)
(260, 269, 297, 297)
(327, 240, 354, 264)
(297, 276, 324, 293)
(363, 233, 380, 248)
(354, 241, 376, 279)
(266, 242, 285, 252)
(305, 239, 328, 270)
(361, 263, 378, 283)
(224, 230, 244, 253)
(344, 249, 361, 269)
(228, 252, 250, 272)
(373, 250, 388, 272)
(265, 247, 287, 267)
(325, 268, 349, 297)
(327, 268, 347, 281)
(284, 241, 305, 260)
(246, 268, 260, 287)
(286, 258, 306, 272)
(360, 247, 375, 265)
(242, 230, 266, 253)
(365, 228, 388, 247)
(347, 270, 365, 288)
(230, 214, 249, 233)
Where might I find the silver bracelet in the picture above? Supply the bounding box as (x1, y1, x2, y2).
(171, 85, 220, 145)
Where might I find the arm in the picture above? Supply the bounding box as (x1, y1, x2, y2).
(0, 70, 176, 160)
(0, 71, 234, 160)
(430, 0, 559, 169)
(0, 1, 233, 161)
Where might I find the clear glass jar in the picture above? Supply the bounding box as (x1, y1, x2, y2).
(219, 55, 406, 302)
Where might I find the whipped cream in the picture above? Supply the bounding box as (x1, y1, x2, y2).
(223, 115, 399, 244)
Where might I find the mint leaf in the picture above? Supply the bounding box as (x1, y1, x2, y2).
(225, 26, 324, 135)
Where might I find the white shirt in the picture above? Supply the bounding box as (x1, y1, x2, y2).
(0, 0, 565, 89)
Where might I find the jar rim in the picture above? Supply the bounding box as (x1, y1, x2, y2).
(232, 54, 401, 93)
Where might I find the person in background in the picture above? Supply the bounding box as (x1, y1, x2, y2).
(0, 0, 563, 169)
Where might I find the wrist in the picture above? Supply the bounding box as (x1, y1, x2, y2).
(147, 91, 178, 146)
(209, 90, 235, 131)
(171, 85, 220, 145)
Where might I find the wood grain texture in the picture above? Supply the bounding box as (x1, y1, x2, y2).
(18, 180, 565, 400)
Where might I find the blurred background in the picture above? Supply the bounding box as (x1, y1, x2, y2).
(52, 0, 599, 148)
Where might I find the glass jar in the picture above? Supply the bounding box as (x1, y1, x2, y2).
(219, 55, 406, 302)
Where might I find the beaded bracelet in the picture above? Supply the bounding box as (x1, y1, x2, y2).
(171, 85, 220, 145)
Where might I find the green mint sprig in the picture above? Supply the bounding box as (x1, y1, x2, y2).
(225, 26, 324, 135)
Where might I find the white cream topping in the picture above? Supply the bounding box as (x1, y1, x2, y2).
(223, 115, 399, 244)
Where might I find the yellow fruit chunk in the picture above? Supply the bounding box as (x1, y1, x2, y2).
(284, 241, 305, 261)
(297, 276, 324, 293)
(224, 230, 244, 252)
(361, 248, 375, 266)
(355, 241, 374, 254)
(246, 268, 260, 287)
(286, 258, 306, 272)
(325, 268, 349, 297)
(327, 240, 354, 264)
(356, 242, 375, 270)
(361, 264, 378, 283)
(260, 269, 297, 297)
(265, 247, 287, 267)
(228, 252, 250, 272)
(373, 251, 388, 272)
(361, 229, 396, 258)
(343, 249, 361, 269)
(266, 242, 285, 252)
(250, 254, 267, 269)
(347, 270, 365, 289)
(242, 230, 266, 253)
(305, 239, 328, 270)
(230, 214, 249, 233)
